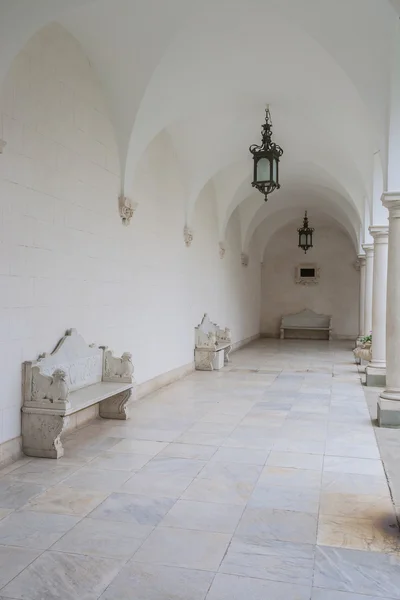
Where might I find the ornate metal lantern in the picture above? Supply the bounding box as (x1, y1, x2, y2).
(298, 211, 314, 253)
(249, 105, 283, 201)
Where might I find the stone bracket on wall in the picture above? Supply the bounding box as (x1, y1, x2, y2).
(0, 139, 6, 154)
(184, 226, 193, 247)
(119, 195, 136, 226)
(241, 253, 249, 267)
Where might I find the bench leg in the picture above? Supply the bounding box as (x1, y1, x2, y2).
(100, 389, 133, 420)
(224, 345, 232, 364)
(195, 349, 215, 371)
(22, 411, 69, 459)
(280, 328, 284, 340)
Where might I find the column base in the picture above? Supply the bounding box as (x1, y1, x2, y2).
(365, 363, 386, 387)
(377, 396, 400, 427)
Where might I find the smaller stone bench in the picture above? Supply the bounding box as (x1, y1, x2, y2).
(195, 314, 232, 371)
(22, 329, 136, 459)
(280, 309, 332, 340)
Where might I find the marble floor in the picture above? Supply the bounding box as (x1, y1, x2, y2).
(0, 339, 399, 599)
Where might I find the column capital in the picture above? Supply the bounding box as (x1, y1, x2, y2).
(382, 192, 400, 218)
(369, 225, 389, 243)
(362, 243, 374, 256)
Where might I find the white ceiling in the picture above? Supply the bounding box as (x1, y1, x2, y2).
(0, 0, 397, 251)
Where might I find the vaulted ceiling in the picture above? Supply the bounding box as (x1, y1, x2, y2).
(1, 0, 397, 252)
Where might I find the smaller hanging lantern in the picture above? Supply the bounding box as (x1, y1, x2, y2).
(298, 211, 314, 253)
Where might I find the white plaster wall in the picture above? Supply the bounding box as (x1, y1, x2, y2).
(0, 24, 261, 445)
(261, 219, 359, 339)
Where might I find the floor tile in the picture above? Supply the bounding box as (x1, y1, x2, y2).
(160, 500, 243, 533)
(312, 590, 394, 600)
(259, 466, 322, 489)
(141, 456, 207, 477)
(120, 472, 194, 497)
(236, 507, 318, 544)
(220, 536, 314, 585)
(158, 443, 218, 460)
(197, 461, 262, 485)
(7, 463, 79, 486)
(88, 492, 176, 525)
(108, 427, 182, 442)
(0, 479, 45, 509)
(267, 451, 324, 471)
(0, 545, 40, 588)
(319, 492, 395, 519)
(210, 447, 269, 465)
(109, 439, 169, 456)
(99, 561, 215, 600)
(133, 527, 231, 571)
(88, 452, 153, 471)
(182, 476, 255, 506)
(25, 485, 108, 516)
(0, 510, 78, 549)
(317, 514, 400, 552)
(323, 456, 385, 477)
(176, 432, 228, 446)
(314, 545, 400, 598)
(322, 472, 389, 496)
(273, 438, 325, 454)
(62, 467, 131, 491)
(206, 573, 311, 600)
(1, 550, 122, 600)
(52, 517, 152, 558)
(249, 483, 320, 513)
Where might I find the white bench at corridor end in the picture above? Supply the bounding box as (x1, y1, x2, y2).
(194, 313, 232, 371)
(280, 309, 333, 341)
(22, 329, 136, 459)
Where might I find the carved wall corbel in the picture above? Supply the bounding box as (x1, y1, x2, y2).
(0, 139, 6, 154)
(184, 225, 193, 247)
(119, 195, 136, 226)
(241, 253, 249, 267)
(219, 242, 226, 259)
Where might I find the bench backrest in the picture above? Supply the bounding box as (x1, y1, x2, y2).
(197, 313, 218, 336)
(281, 309, 331, 329)
(30, 329, 103, 392)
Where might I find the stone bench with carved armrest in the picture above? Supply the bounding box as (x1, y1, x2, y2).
(194, 313, 232, 371)
(22, 329, 136, 459)
(280, 309, 332, 340)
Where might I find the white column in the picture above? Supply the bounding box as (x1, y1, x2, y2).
(366, 227, 388, 386)
(357, 254, 366, 340)
(378, 194, 400, 426)
(362, 244, 374, 339)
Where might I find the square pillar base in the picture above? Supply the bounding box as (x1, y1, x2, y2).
(366, 365, 386, 388)
(377, 398, 400, 427)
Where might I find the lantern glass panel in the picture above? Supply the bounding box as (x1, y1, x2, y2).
(256, 157, 271, 182)
(300, 233, 307, 246)
(272, 158, 278, 184)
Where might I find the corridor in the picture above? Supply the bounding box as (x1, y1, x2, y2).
(0, 340, 398, 599)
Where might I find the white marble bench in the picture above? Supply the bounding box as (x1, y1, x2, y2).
(195, 314, 232, 371)
(280, 309, 332, 340)
(22, 329, 136, 459)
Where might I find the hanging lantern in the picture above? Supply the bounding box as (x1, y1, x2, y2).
(298, 211, 314, 253)
(249, 105, 283, 202)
